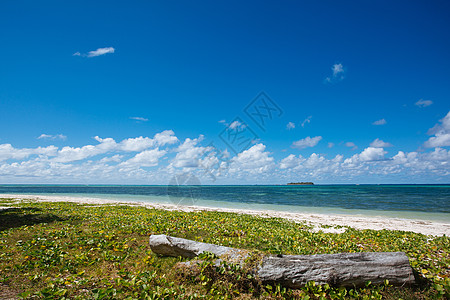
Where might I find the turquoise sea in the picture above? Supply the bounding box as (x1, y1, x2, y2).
(0, 185, 449, 222)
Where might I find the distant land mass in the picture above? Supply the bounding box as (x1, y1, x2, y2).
(287, 182, 314, 185)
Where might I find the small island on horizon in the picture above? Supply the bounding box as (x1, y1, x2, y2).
(287, 182, 314, 185)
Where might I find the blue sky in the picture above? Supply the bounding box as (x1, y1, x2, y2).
(0, 0, 449, 184)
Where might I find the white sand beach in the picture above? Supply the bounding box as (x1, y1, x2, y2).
(1, 193, 449, 236)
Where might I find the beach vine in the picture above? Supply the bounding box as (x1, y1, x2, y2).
(0, 198, 448, 299)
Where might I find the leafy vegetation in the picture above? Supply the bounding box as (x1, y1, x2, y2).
(0, 198, 448, 299)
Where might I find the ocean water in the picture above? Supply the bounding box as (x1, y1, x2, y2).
(0, 184, 449, 222)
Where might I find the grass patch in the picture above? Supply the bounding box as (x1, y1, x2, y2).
(0, 200, 448, 299)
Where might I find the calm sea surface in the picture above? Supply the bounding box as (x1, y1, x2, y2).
(1, 185, 449, 222)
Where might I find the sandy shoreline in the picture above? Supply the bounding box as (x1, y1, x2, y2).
(1, 193, 449, 236)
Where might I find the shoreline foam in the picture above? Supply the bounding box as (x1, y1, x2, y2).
(1, 193, 449, 236)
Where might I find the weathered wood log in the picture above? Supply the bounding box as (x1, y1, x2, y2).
(149, 234, 415, 288)
(149, 234, 249, 262)
(258, 252, 414, 288)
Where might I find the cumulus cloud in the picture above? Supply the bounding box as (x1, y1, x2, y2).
(372, 119, 387, 126)
(73, 47, 115, 58)
(0, 130, 179, 183)
(229, 144, 274, 175)
(328, 142, 335, 148)
(286, 122, 295, 130)
(37, 134, 67, 141)
(54, 137, 116, 163)
(278, 146, 449, 183)
(53, 130, 178, 163)
(0, 144, 57, 162)
(279, 152, 343, 179)
(415, 99, 433, 108)
(370, 138, 393, 148)
(358, 147, 387, 162)
(0, 139, 449, 184)
(122, 149, 167, 167)
(1, 124, 450, 183)
(424, 111, 450, 148)
(325, 63, 345, 83)
(119, 137, 155, 152)
(280, 154, 303, 169)
(171, 136, 207, 168)
(153, 130, 179, 146)
(118, 131, 177, 152)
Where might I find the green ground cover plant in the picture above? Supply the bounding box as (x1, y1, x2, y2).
(0, 198, 448, 299)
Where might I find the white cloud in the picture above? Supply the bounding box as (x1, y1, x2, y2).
(1, 124, 449, 183)
(370, 138, 393, 148)
(280, 154, 304, 169)
(345, 142, 357, 150)
(37, 134, 67, 141)
(427, 112, 450, 135)
(388, 148, 450, 176)
(153, 130, 179, 146)
(328, 142, 335, 148)
(0, 144, 57, 162)
(286, 122, 295, 130)
(304, 153, 327, 169)
(171, 136, 207, 168)
(332, 64, 344, 76)
(358, 147, 387, 162)
(279, 153, 343, 179)
(122, 149, 167, 167)
(277, 146, 449, 183)
(229, 120, 243, 129)
(292, 136, 322, 149)
(53, 130, 178, 163)
(425, 134, 450, 149)
(301, 116, 312, 128)
(130, 117, 149, 122)
(38, 134, 52, 139)
(73, 47, 115, 58)
(219, 120, 247, 131)
(119, 137, 155, 152)
(0, 138, 449, 184)
(325, 63, 345, 83)
(54, 137, 117, 163)
(341, 147, 388, 172)
(415, 99, 433, 108)
(87, 47, 115, 57)
(372, 119, 387, 126)
(426, 147, 450, 162)
(116, 131, 178, 152)
(99, 155, 123, 163)
(229, 144, 274, 175)
(424, 111, 450, 148)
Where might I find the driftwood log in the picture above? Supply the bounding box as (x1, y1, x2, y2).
(149, 234, 415, 288)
